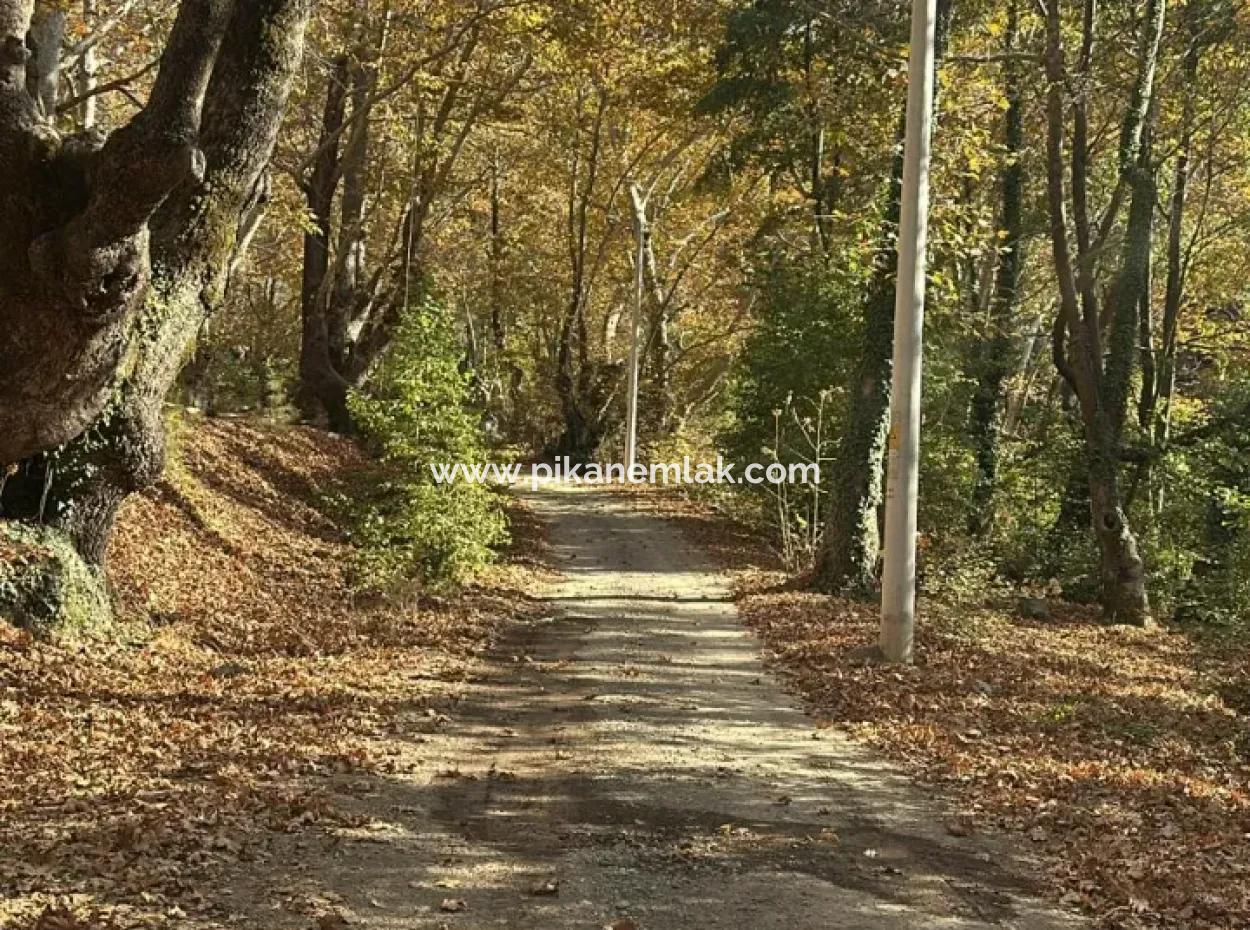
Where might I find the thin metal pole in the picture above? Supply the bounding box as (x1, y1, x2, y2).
(625, 184, 645, 472)
(880, 0, 937, 664)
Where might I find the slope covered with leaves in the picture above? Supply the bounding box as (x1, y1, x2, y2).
(620, 485, 1250, 929)
(737, 585, 1250, 930)
(0, 418, 544, 929)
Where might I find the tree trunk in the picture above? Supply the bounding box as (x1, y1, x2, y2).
(1087, 434, 1150, 623)
(25, 4, 61, 117)
(552, 86, 607, 460)
(814, 240, 898, 592)
(968, 0, 1023, 535)
(489, 150, 507, 353)
(0, 0, 229, 469)
(1149, 3, 1205, 469)
(297, 55, 352, 430)
(76, 0, 97, 128)
(813, 0, 952, 593)
(1041, 0, 1161, 626)
(0, 0, 312, 580)
(1086, 147, 1154, 623)
(328, 53, 375, 374)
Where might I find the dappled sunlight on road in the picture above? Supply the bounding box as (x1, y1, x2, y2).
(226, 485, 1085, 929)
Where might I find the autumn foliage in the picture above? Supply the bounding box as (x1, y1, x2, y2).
(0, 420, 544, 929)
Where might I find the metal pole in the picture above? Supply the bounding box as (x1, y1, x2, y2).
(880, 0, 937, 664)
(624, 184, 645, 472)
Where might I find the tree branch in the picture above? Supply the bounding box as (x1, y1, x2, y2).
(56, 58, 157, 115)
(0, 0, 33, 95)
(61, 0, 138, 66)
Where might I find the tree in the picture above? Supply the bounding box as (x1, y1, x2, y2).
(967, 0, 1025, 534)
(1040, 0, 1166, 624)
(0, 0, 312, 570)
(813, 0, 954, 593)
(294, 0, 535, 431)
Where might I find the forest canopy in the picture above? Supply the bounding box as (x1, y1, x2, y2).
(2, 0, 1250, 628)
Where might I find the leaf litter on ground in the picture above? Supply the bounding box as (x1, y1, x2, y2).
(621, 483, 1250, 930)
(0, 418, 550, 929)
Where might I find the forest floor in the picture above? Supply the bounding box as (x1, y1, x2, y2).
(628, 490, 1250, 930)
(0, 422, 1242, 930)
(0, 418, 549, 930)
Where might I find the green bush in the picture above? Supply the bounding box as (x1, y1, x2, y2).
(347, 297, 508, 592)
(723, 259, 859, 466)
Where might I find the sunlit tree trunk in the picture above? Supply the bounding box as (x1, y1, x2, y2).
(76, 0, 97, 128)
(0, 0, 312, 569)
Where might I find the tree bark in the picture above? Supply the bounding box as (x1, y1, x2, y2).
(25, 4, 61, 117)
(297, 55, 352, 430)
(813, 0, 952, 593)
(0, 0, 233, 470)
(968, 0, 1024, 535)
(553, 86, 608, 460)
(1041, 0, 1162, 625)
(328, 57, 375, 372)
(813, 160, 900, 591)
(0, 0, 312, 569)
(76, 0, 98, 129)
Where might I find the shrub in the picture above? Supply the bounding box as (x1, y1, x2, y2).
(347, 297, 508, 592)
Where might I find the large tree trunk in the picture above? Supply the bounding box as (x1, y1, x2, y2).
(813, 0, 952, 593)
(0, 0, 311, 579)
(0, 0, 227, 469)
(1087, 145, 1155, 622)
(1087, 431, 1150, 622)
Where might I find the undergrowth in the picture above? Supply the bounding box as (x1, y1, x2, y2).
(345, 297, 508, 594)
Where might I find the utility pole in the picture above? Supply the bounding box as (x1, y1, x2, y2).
(880, 0, 938, 664)
(625, 183, 647, 472)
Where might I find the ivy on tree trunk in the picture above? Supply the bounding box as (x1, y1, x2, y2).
(813, 0, 953, 595)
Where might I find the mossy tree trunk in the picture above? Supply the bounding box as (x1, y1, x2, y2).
(0, 0, 312, 575)
(813, 0, 952, 594)
(812, 167, 900, 592)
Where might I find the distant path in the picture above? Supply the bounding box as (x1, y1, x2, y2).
(234, 484, 1084, 929)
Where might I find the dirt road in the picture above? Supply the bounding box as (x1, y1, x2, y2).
(235, 484, 1084, 929)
